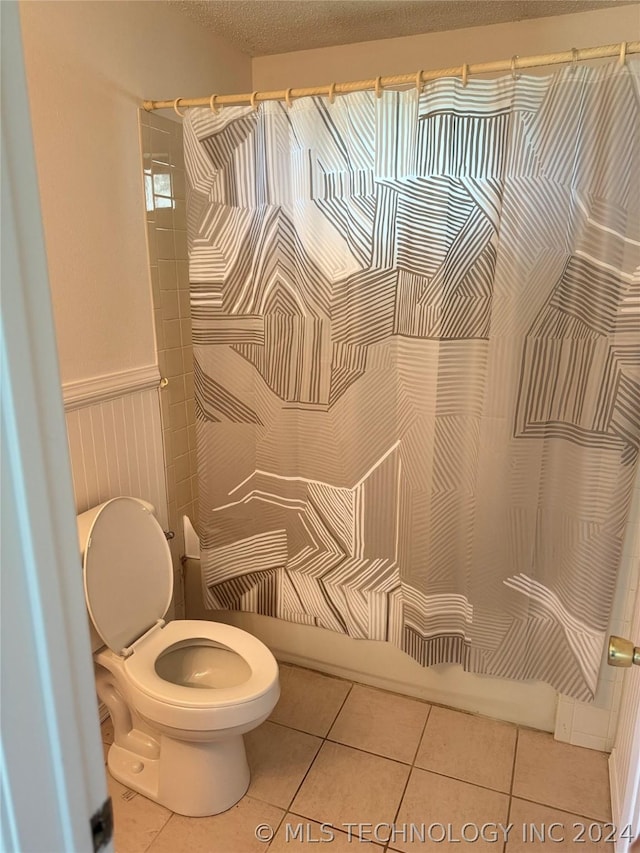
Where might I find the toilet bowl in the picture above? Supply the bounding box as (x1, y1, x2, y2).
(78, 496, 280, 817)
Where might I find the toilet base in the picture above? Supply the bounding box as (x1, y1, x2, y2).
(107, 732, 250, 816)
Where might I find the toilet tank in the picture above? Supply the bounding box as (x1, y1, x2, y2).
(77, 497, 156, 653)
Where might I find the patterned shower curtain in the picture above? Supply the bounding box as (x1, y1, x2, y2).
(183, 60, 640, 700)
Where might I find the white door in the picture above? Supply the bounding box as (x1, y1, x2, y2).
(1, 4, 112, 851)
(609, 577, 640, 853)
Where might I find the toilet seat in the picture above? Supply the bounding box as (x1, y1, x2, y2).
(124, 621, 277, 708)
(119, 621, 279, 731)
(82, 497, 173, 653)
(81, 496, 280, 734)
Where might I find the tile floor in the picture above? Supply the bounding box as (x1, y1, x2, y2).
(101, 664, 613, 853)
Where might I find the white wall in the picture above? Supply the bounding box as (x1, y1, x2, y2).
(19, 0, 251, 522)
(19, 0, 252, 386)
(18, 0, 251, 621)
(253, 5, 640, 89)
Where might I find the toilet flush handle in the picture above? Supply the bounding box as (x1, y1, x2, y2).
(164, 530, 175, 541)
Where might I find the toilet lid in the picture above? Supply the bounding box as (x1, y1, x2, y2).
(83, 497, 173, 654)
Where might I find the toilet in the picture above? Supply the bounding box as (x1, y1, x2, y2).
(77, 496, 280, 817)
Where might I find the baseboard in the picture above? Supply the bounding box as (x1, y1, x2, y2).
(63, 364, 160, 411)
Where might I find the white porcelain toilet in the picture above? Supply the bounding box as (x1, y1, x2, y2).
(77, 496, 280, 817)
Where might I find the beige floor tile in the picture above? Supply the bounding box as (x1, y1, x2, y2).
(507, 798, 614, 851)
(107, 775, 171, 853)
(291, 741, 409, 836)
(513, 729, 611, 821)
(146, 796, 284, 853)
(328, 684, 430, 764)
(269, 665, 351, 736)
(391, 768, 510, 852)
(245, 721, 322, 809)
(269, 815, 384, 850)
(415, 705, 516, 793)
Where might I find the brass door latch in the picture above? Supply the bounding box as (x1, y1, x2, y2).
(607, 635, 640, 667)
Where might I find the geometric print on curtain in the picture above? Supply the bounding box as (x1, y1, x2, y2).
(183, 60, 640, 701)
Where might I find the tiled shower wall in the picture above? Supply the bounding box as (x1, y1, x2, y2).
(62, 112, 198, 625)
(140, 109, 199, 620)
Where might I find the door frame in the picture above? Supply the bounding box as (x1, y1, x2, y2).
(609, 560, 640, 853)
(1, 4, 111, 850)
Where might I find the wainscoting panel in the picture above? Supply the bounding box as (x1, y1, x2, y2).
(63, 379, 176, 679)
(64, 383, 170, 720)
(65, 387, 168, 529)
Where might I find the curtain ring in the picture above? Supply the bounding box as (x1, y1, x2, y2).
(619, 41, 627, 66)
(415, 70, 423, 93)
(285, 87, 293, 108)
(250, 91, 259, 110)
(173, 97, 186, 118)
(375, 75, 383, 98)
(461, 63, 469, 87)
(511, 55, 519, 80)
(209, 94, 220, 114)
(328, 82, 336, 104)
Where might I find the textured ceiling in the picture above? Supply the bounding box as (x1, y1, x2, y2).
(171, 0, 634, 57)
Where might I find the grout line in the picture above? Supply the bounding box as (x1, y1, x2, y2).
(282, 753, 323, 822)
(278, 658, 355, 687)
(370, 692, 433, 853)
(277, 722, 331, 815)
(264, 805, 288, 850)
(271, 718, 514, 797)
(410, 703, 432, 766)
(508, 728, 611, 825)
(503, 727, 520, 853)
(267, 718, 327, 739)
(143, 810, 173, 853)
(283, 813, 388, 850)
(381, 705, 433, 852)
(325, 681, 354, 739)
(323, 735, 414, 768)
(509, 793, 614, 826)
(510, 729, 519, 797)
(398, 763, 512, 798)
(386, 753, 414, 852)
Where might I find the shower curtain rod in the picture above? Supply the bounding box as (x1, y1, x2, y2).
(142, 40, 638, 113)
